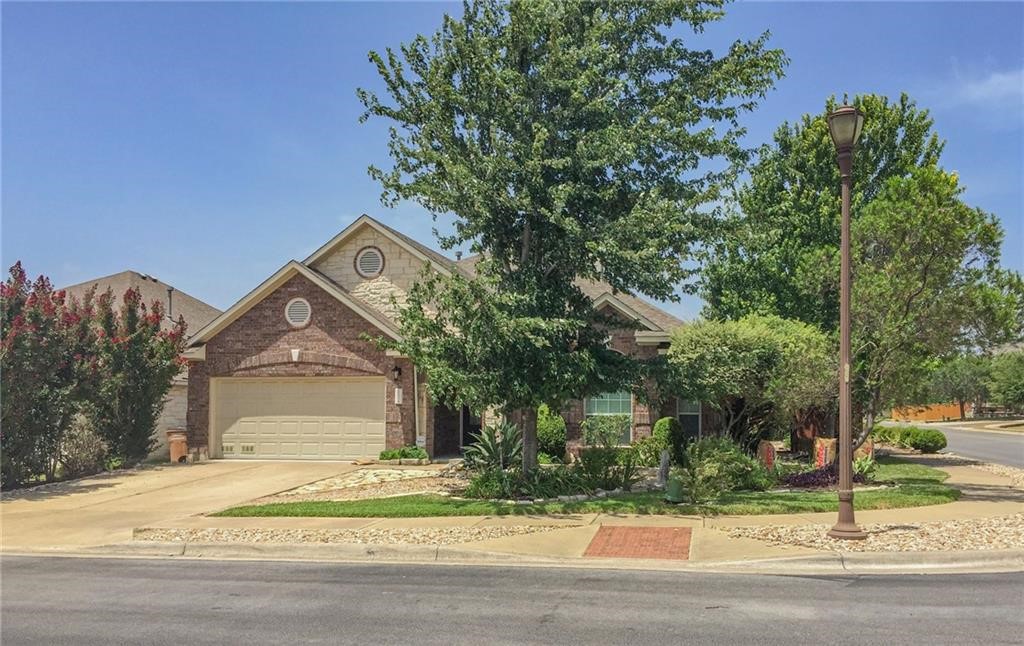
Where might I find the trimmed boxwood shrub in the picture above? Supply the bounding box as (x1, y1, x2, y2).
(906, 428, 947, 453)
(872, 426, 947, 453)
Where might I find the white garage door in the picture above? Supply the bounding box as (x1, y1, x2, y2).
(213, 378, 386, 460)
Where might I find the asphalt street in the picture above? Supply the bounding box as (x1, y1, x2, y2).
(938, 426, 1024, 468)
(2, 556, 1022, 645)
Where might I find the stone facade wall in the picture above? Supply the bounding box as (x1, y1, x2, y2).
(186, 273, 418, 455)
(309, 224, 432, 322)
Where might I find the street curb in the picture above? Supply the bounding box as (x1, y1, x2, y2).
(5, 542, 1022, 575)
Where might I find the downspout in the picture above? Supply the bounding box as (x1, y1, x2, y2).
(413, 366, 421, 448)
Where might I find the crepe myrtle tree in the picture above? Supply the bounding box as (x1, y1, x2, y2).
(358, 0, 786, 469)
(87, 287, 187, 463)
(0, 263, 96, 485)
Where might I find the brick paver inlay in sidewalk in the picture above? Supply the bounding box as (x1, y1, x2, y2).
(583, 526, 692, 560)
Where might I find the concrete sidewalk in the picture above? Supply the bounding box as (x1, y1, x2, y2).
(6, 455, 1022, 573)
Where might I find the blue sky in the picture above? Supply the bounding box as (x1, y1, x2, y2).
(3, 1, 1022, 320)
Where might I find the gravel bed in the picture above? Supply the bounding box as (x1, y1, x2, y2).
(259, 476, 464, 503)
(726, 514, 1024, 552)
(274, 469, 438, 496)
(136, 524, 566, 546)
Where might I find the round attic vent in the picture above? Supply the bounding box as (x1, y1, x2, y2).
(355, 246, 384, 278)
(285, 298, 311, 327)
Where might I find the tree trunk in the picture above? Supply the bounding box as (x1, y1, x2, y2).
(518, 407, 538, 472)
(958, 399, 966, 421)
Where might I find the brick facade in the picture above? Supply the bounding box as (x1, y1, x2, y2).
(186, 273, 417, 455)
(563, 305, 672, 454)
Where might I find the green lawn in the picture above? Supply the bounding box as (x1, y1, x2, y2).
(214, 457, 959, 518)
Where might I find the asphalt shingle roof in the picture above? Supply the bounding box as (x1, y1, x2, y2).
(61, 270, 221, 338)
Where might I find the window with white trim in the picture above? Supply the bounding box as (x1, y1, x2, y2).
(584, 391, 633, 445)
(285, 298, 311, 327)
(677, 398, 701, 442)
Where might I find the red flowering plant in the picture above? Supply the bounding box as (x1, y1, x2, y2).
(1, 262, 188, 485)
(89, 287, 187, 462)
(0, 263, 91, 485)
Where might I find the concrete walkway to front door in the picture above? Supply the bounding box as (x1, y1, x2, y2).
(1, 461, 356, 552)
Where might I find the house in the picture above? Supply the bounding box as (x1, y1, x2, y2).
(183, 215, 705, 460)
(62, 271, 222, 458)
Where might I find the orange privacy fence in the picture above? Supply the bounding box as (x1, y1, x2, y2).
(891, 403, 969, 422)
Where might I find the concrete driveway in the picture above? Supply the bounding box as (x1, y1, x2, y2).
(1, 461, 357, 552)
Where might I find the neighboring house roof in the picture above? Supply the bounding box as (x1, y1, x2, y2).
(455, 254, 683, 333)
(62, 270, 221, 337)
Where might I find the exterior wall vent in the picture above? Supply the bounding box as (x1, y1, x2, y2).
(355, 246, 385, 278)
(285, 298, 311, 327)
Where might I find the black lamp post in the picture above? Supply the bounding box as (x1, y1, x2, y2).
(826, 103, 868, 541)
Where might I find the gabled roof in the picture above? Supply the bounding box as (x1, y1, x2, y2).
(305, 214, 464, 276)
(455, 255, 684, 333)
(187, 261, 400, 347)
(62, 270, 221, 336)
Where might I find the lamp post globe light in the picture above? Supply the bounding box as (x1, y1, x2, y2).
(827, 103, 868, 541)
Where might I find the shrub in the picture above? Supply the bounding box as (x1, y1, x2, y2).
(463, 464, 586, 500)
(688, 437, 774, 492)
(537, 404, 567, 459)
(782, 463, 867, 488)
(653, 416, 687, 465)
(853, 455, 877, 481)
(632, 435, 667, 467)
(874, 426, 947, 453)
(871, 425, 895, 444)
(59, 414, 108, 479)
(576, 446, 641, 492)
(463, 421, 523, 471)
(671, 441, 732, 504)
(906, 428, 947, 453)
(520, 465, 583, 499)
(581, 414, 630, 447)
(465, 468, 518, 499)
(379, 446, 429, 460)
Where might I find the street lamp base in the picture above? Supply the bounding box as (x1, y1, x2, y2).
(827, 524, 868, 540)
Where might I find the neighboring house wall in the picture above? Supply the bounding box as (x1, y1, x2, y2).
(309, 224, 430, 322)
(150, 382, 188, 459)
(186, 273, 416, 454)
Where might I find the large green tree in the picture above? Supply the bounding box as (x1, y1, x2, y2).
(848, 166, 1020, 442)
(700, 95, 1022, 447)
(988, 350, 1024, 413)
(702, 93, 944, 329)
(929, 355, 991, 420)
(359, 0, 785, 468)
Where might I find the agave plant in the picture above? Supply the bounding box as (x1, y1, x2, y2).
(462, 421, 523, 471)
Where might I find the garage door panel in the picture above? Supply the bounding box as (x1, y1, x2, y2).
(215, 378, 386, 460)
